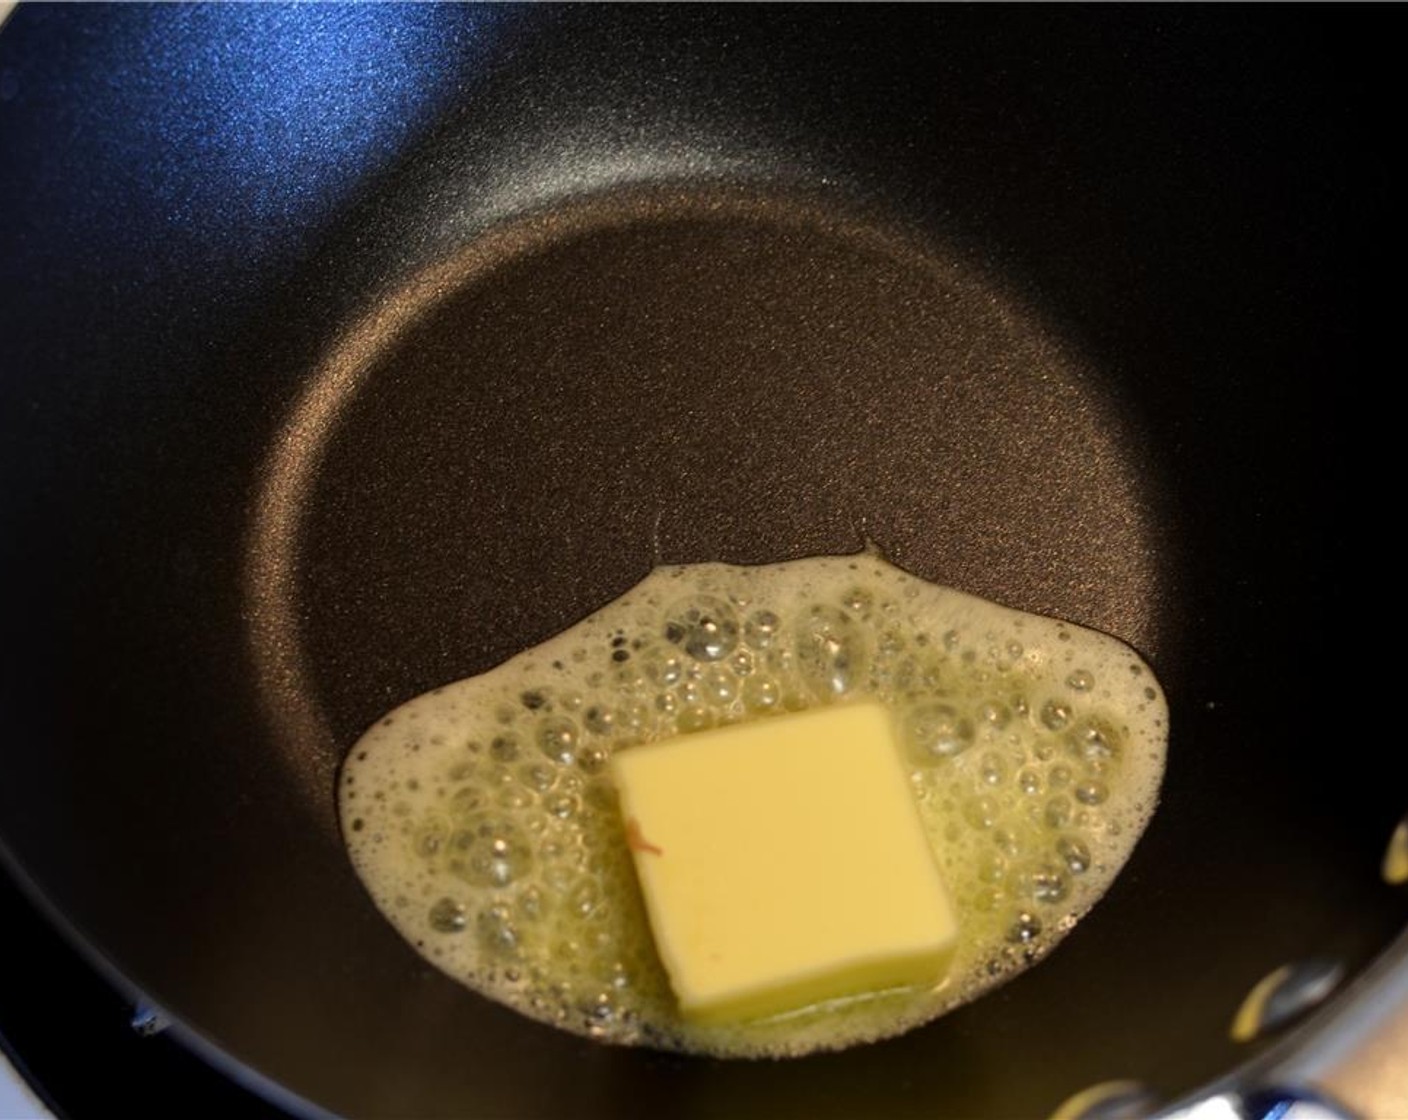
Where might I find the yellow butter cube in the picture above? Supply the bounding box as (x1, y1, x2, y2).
(610, 701, 957, 1025)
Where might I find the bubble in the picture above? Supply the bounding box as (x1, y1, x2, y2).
(447, 815, 534, 888)
(521, 764, 557, 793)
(476, 904, 520, 956)
(992, 828, 1020, 856)
(617, 703, 653, 739)
(614, 663, 648, 695)
(1023, 861, 1069, 905)
(447, 786, 487, 819)
(905, 702, 975, 764)
(664, 597, 739, 662)
(541, 859, 574, 892)
(429, 897, 468, 933)
(1044, 796, 1073, 830)
(587, 992, 617, 1035)
(1018, 768, 1042, 796)
(547, 794, 579, 820)
(795, 604, 871, 698)
(963, 796, 999, 830)
(584, 706, 615, 735)
(413, 819, 447, 859)
(578, 745, 611, 775)
(744, 609, 781, 648)
(842, 587, 874, 615)
(1075, 780, 1109, 806)
(496, 784, 534, 810)
(979, 751, 1007, 787)
(1066, 669, 1094, 692)
(909, 658, 944, 694)
(1068, 718, 1122, 766)
(702, 666, 737, 705)
(537, 716, 580, 765)
(676, 706, 716, 733)
(730, 650, 755, 677)
(977, 850, 1007, 884)
(741, 676, 781, 713)
(1057, 835, 1092, 875)
(648, 654, 685, 687)
(1041, 700, 1072, 731)
(977, 701, 1011, 730)
(1049, 764, 1073, 789)
(875, 627, 907, 658)
(1008, 912, 1043, 944)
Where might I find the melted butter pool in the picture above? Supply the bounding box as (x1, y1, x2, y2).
(339, 553, 1168, 1056)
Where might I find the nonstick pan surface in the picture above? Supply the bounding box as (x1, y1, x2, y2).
(1, 6, 1403, 1118)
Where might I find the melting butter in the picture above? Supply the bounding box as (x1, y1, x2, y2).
(339, 554, 1168, 1057)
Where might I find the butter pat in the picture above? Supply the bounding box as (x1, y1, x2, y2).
(610, 701, 957, 1025)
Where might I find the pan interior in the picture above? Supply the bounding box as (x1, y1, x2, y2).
(233, 187, 1179, 1115)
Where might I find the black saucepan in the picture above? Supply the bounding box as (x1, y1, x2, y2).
(2, 6, 1403, 1118)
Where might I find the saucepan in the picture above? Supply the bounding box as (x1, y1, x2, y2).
(1, 6, 1403, 1118)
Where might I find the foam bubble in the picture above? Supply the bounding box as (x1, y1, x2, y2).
(340, 553, 1168, 1057)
